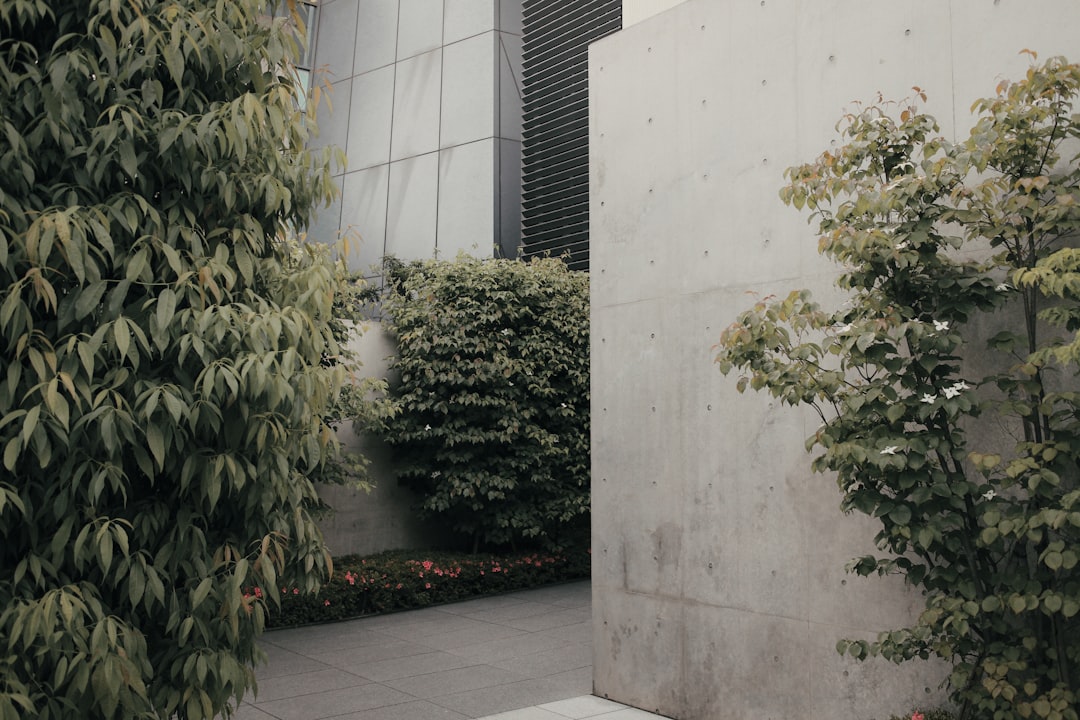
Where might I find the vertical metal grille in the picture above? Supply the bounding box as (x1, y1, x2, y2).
(520, 0, 621, 271)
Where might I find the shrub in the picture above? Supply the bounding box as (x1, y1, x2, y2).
(715, 55, 1079, 719)
(379, 256, 590, 550)
(0, 1, 343, 718)
(262, 548, 591, 627)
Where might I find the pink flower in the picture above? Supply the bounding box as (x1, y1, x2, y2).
(293, 588, 299, 595)
(324, 599, 331, 606)
(422, 560, 433, 571)
(254, 587, 262, 598)
(912, 713, 925, 720)
(425, 583, 431, 589)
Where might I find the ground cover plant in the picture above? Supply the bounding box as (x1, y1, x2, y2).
(0, 1, 346, 718)
(259, 547, 591, 628)
(716, 54, 1079, 720)
(379, 256, 590, 551)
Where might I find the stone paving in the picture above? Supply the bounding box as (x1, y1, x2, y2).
(232, 581, 669, 720)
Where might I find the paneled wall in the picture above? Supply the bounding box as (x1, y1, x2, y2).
(307, 0, 523, 272)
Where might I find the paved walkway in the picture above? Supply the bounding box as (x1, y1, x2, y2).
(234, 581, 669, 720)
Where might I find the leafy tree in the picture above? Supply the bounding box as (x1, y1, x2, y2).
(380, 256, 590, 551)
(715, 54, 1080, 720)
(0, 0, 346, 717)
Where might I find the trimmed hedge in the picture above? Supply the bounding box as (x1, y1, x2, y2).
(379, 256, 590, 550)
(261, 548, 591, 628)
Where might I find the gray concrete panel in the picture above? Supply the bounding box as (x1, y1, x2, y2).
(390, 50, 443, 162)
(437, 140, 496, 257)
(353, 0, 400, 75)
(445, 0, 496, 44)
(589, 1, 1080, 717)
(440, 33, 497, 148)
(347, 66, 395, 171)
(396, 0, 444, 61)
(313, 0, 359, 81)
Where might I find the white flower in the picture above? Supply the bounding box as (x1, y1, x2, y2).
(996, 283, 1012, 292)
(431, 471, 441, 478)
(982, 489, 996, 501)
(942, 382, 969, 400)
(424, 424, 432, 431)
(933, 320, 949, 332)
(560, 403, 567, 408)
(835, 323, 853, 334)
(920, 393, 936, 404)
(508, 381, 514, 386)
(501, 328, 512, 335)
(895, 241, 910, 250)
(879, 446, 900, 455)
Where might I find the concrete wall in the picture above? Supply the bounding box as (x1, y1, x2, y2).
(589, 2, 1080, 718)
(315, 323, 437, 557)
(307, 0, 523, 272)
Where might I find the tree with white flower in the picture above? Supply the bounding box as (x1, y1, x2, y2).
(715, 55, 1080, 720)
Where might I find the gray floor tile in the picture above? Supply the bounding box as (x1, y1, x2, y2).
(437, 595, 532, 616)
(333, 700, 471, 720)
(538, 695, 628, 718)
(313, 640, 434, 670)
(246, 582, 605, 720)
(445, 632, 570, 662)
(251, 667, 369, 703)
(476, 708, 566, 720)
(265, 626, 397, 654)
(385, 664, 528, 699)
(376, 615, 507, 641)
(254, 683, 416, 720)
(228, 703, 280, 720)
(410, 622, 529, 651)
(255, 645, 334, 680)
(491, 643, 592, 679)
(537, 622, 592, 644)
(503, 609, 592, 633)
(504, 583, 590, 608)
(432, 675, 592, 719)
(460, 604, 565, 626)
(350, 651, 480, 682)
(601, 710, 674, 719)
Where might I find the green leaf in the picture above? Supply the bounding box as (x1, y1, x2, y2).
(118, 140, 137, 180)
(146, 424, 165, 470)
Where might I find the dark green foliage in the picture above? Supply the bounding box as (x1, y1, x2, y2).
(886, 710, 956, 720)
(0, 1, 344, 718)
(716, 56, 1080, 720)
(262, 548, 591, 627)
(379, 256, 590, 549)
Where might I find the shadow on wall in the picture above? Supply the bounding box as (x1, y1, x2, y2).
(316, 322, 440, 557)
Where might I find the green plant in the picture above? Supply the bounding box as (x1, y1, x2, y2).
(379, 255, 590, 550)
(0, 1, 344, 718)
(887, 709, 957, 720)
(284, 239, 390, 491)
(261, 547, 591, 627)
(715, 54, 1079, 720)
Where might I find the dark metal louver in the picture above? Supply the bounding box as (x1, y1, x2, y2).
(520, 0, 621, 271)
